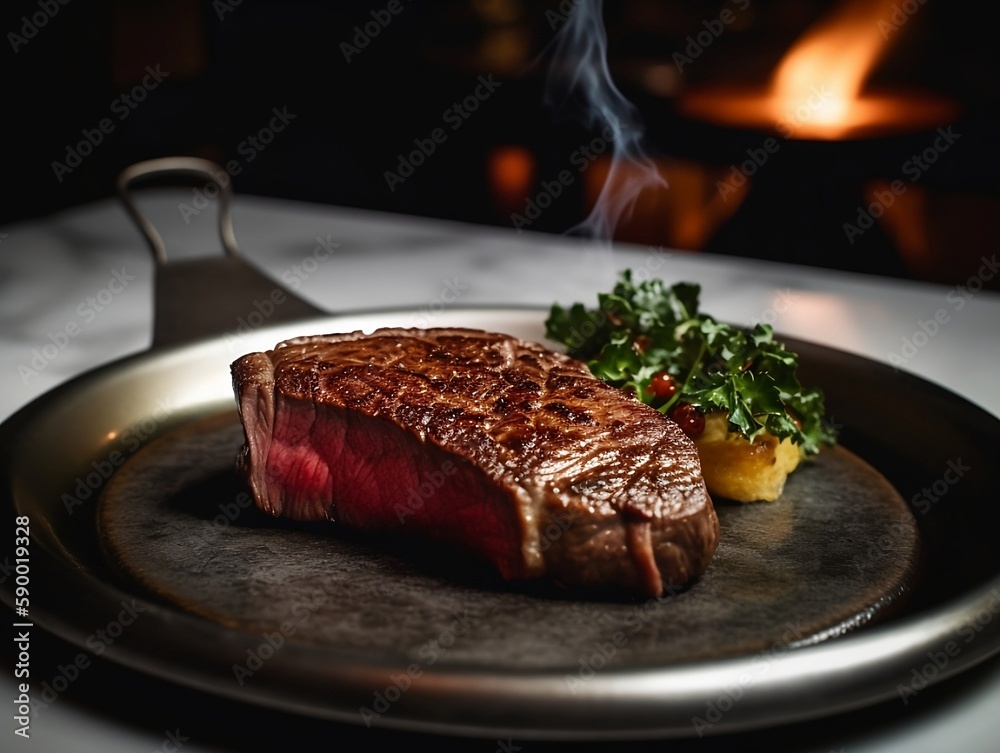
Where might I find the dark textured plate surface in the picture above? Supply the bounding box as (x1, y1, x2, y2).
(2, 308, 999, 739)
(98, 411, 919, 667)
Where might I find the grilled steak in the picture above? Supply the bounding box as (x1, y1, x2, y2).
(231, 327, 718, 597)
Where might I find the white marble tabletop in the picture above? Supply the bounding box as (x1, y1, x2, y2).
(2, 192, 999, 752)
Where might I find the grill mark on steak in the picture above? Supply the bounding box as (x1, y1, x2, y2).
(231, 327, 718, 598)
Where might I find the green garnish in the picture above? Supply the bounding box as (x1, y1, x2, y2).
(545, 270, 837, 455)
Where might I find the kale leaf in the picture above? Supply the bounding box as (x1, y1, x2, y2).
(545, 271, 837, 454)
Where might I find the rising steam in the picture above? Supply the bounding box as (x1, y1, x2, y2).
(542, 0, 666, 241)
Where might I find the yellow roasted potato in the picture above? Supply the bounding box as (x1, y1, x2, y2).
(693, 412, 802, 502)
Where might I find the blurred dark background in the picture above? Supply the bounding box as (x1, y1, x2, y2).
(3, 0, 998, 287)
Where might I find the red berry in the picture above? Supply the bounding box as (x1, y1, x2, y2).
(669, 402, 705, 439)
(648, 371, 678, 400)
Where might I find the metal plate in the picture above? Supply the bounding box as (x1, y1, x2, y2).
(3, 308, 1000, 740)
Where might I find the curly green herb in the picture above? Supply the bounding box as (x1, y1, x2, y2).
(545, 271, 837, 455)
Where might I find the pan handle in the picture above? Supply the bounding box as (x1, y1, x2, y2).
(116, 158, 328, 349)
(117, 157, 241, 264)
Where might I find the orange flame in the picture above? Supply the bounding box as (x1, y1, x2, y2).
(677, 0, 957, 139)
(767, 0, 899, 138)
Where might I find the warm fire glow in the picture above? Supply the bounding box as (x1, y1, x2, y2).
(678, 0, 958, 139)
(767, 0, 897, 137)
(487, 145, 536, 215)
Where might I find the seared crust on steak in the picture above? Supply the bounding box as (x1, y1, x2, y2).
(231, 327, 718, 598)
